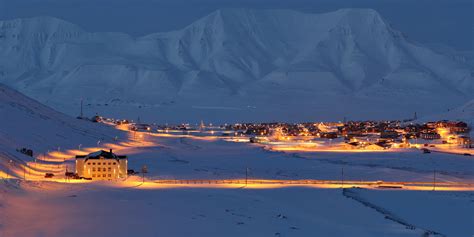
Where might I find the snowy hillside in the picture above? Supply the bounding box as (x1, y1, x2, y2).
(0, 83, 124, 164)
(0, 9, 472, 122)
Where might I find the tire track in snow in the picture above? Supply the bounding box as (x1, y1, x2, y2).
(342, 188, 445, 237)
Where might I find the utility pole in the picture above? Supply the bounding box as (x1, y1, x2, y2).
(80, 98, 83, 118)
(341, 167, 344, 189)
(141, 165, 148, 183)
(245, 167, 249, 187)
(64, 158, 67, 183)
(7, 160, 12, 179)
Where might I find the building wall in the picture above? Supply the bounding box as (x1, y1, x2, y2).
(119, 159, 127, 178)
(76, 159, 85, 177)
(76, 158, 127, 180)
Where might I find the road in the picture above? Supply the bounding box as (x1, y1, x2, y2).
(120, 178, 474, 191)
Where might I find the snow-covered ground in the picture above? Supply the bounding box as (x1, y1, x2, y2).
(345, 188, 474, 237)
(3, 180, 472, 237)
(0, 84, 125, 153)
(120, 135, 473, 183)
(2, 129, 473, 236)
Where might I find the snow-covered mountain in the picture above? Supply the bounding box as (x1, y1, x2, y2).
(0, 9, 472, 122)
(0, 83, 123, 161)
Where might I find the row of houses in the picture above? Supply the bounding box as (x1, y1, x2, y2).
(228, 120, 472, 148)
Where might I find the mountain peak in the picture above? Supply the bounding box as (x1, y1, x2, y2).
(0, 9, 471, 122)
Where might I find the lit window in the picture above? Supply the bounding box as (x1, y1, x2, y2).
(103, 174, 106, 177)
(92, 174, 96, 177)
(108, 174, 111, 177)
(92, 168, 96, 172)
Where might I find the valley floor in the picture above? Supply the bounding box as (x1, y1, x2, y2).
(1, 132, 473, 237)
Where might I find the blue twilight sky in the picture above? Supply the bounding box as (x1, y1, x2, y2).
(0, 0, 472, 50)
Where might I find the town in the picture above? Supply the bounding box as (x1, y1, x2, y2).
(11, 116, 472, 182)
(114, 118, 473, 154)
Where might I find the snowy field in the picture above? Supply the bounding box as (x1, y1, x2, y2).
(1, 132, 473, 237)
(120, 134, 474, 183)
(3, 181, 472, 237)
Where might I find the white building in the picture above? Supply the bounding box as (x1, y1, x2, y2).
(75, 149, 127, 180)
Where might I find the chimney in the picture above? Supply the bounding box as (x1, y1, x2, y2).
(110, 149, 113, 154)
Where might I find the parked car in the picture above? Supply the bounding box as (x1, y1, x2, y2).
(463, 153, 472, 156)
(130, 124, 151, 131)
(422, 148, 431, 154)
(44, 173, 55, 178)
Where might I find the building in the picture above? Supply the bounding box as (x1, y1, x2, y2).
(380, 130, 400, 139)
(447, 121, 470, 134)
(457, 136, 472, 148)
(419, 132, 441, 140)
(76, 149, 127, 180)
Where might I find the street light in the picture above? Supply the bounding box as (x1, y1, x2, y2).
(7, 160, 13, 179)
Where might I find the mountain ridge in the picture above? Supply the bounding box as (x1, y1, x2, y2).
(0, 8, 472, 122)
